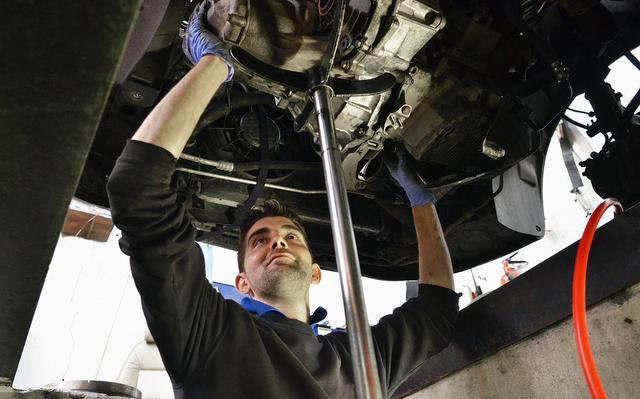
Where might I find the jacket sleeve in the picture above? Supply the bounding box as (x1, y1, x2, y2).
(371, 284, 459, 393)
(107, 140, 230, 384)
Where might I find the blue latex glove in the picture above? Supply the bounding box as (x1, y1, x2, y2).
(182, 0, 234, 82)
(384, 144, 436, 207)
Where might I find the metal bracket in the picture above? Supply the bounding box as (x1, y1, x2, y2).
(230, 47, 396, 97)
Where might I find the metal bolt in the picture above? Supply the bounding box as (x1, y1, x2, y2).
(129, 91, 143, 102)
(482, 139, 506, 159)
(227, 13, 246, 27)
(384, 125, 395, 135)
(424, 11, 441, 26)
(341, 60, 351, 71)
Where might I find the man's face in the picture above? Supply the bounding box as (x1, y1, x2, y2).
(236, 216, 321, 299)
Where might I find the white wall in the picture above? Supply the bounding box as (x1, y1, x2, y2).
(13, 230, 147, 389)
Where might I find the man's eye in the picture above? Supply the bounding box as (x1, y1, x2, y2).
(253, 238, 265, 246)
(286, 233, 297, 240)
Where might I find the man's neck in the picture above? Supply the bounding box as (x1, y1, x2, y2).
(254, 294, 309, 323)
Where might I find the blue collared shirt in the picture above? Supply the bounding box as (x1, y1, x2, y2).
(240, 296, 328, 335)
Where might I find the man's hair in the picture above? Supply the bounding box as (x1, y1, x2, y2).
(236, 199, 309, 272)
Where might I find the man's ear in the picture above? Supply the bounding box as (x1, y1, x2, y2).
(311, 263, 322, 285)
(235, 272, 252, 295)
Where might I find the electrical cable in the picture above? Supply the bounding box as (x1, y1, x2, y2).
(562, 114, 591, 130)
(232, 106, 270, 221)
(567, 107, 593, 116)
(572, 198, 623, 399)
(624, 51, 640, 71)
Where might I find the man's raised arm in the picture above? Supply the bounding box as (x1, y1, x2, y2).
(412, 203, 454, 289)
(384, 144, 454, 290)
(132, 2, 232, 157)
(105, 2, 235, 383)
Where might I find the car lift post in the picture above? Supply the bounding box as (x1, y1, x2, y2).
(309, 78, 383, 398)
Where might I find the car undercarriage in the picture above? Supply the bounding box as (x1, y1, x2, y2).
(77, 0, 640, 279)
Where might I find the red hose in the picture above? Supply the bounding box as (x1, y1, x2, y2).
(573, 198, 623, 399)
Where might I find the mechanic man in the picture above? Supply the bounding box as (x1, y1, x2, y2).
(106, 2, 458, 398)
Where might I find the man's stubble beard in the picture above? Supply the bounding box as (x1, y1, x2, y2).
(256, 259, 312, 300)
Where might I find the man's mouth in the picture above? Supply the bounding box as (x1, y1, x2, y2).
(267, 252, 295, 265)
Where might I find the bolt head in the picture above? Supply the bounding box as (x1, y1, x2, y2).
(129, 91, 143, 101)
(424, 11, 441, 26)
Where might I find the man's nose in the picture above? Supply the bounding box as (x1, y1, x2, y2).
(272, 235, 287, 249)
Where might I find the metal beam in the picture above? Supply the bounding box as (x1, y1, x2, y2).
(0, 0, 142, 381)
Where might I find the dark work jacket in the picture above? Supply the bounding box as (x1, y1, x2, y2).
(107, 140, 459, 399)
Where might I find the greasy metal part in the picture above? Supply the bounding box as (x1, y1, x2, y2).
(345, 0, 446, 75)
(229, 47, 396, 96)
(196, 193, 243, 208)
(482, 139, 506, 160)
(312, 85, 383, 399)
(209, 0, 324, 72)
(320, 0, 347, 74)
(342, 130, 384, 190)
(195, 193, 382, 234)
(298, 212, 382, 235)
(181, 152, 322, 172)
(218, 0, 436, 153)
(180, 153, 234, 172)
(334, 95, 387, 141)
(381, 104, 413, 138)
(400, 61, 497, 163)
(176, 167, 327, 194)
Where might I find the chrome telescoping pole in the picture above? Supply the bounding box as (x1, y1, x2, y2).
(312, 84, 383, 399)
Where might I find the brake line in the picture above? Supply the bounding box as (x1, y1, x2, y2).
(573, 198, 623, 399)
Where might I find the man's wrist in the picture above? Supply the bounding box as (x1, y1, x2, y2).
(200, 54, 233, 82)
(199, 55, 232, 82)
(406, 186, 436, 207)
(411, 202, 436, 211)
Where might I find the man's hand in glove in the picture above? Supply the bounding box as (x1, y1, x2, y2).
(384, 144, 436, 207)
(182, 0, 234, 82)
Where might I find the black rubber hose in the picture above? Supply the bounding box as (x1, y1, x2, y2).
(562, 114, 591, 130)
(193, 92, 276, 136)
(232, 106, 270, 221)
(625, 51, 640, 71)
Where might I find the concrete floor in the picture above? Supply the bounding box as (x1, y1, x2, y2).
(407, 282, 640, 398)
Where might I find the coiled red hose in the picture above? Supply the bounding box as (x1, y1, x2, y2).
(573, 198, 623, 399)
